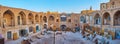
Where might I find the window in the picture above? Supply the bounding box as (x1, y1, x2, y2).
(56, 19, 59, 22)
(61, 15, 67, 22)
(7, 31, 12, 39)
(29, 27, 33, 32)
(112, 2, 115, 8)
(43, 16, 47, 22)
(49, 16, 54, 21)
(75, 20, 78, 23)
(80, 16, 86, 23)
(19, 29, 27, 36)
(40, 16, 42, 22)
(112, 2, 115, 5)
(95, 18, 101, 24)
(61, 17, 67, 21)
(18, 16, 20, 25)
(90, 16, 93, 22)
(75, 24, 77, 26)
(68, 19, 71, 22)
(103, 6, 104, 8)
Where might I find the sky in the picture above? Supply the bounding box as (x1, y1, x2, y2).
(0, 0, 109, 13)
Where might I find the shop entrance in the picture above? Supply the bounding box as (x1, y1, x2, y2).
(115, 30, 120, 39)
(19, 29, 27, 37)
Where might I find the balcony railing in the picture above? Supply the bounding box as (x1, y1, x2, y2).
(17, 25, 27, 28)
(114, 24, 120, 26)
(2, 24, 15, 29)
(28, 21, 34, 25)
(103, 23, 110, 25)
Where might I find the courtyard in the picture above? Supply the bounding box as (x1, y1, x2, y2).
(5, 31, 94, 44)
(5, 30, 120, 44)
(0, 0, 120, 44)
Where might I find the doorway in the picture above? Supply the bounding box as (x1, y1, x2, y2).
(7, 31, 12, 39)
(19, 29, 27, 37)
(60, 25, 66, 31)
(36, 26, 39, 32)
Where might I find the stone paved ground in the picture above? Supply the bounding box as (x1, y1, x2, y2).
(5, 31, 94, 44)
(30, 31, 94, 44)
(5, 31, 120, 44)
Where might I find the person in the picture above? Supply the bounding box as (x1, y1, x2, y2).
(109, 35, 112, 40)
(3, 22, 6, 28)
(0, 34, 2, 39)
(93, 34, 96, 39)
(22, 39, 31, 44)
(93, 34, 97, 43)
(89, 34, 93, 41)
(101, 36, 105, 44)
(106, 41, 109, 44)
(94, 39, 98, 44)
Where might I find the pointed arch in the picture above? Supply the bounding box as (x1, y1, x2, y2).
(18, 11, 26, 25)
(28, 13, 34, 24)
(94, 13, 101, 25)
(49, 15, 54, 21)
(114, 10, 120, 26)
(40, 15, 42, 22)
(3, 10, 15, 27)
(35, 14, 39, 23)
(103, 12, 111, 25)
(80, 16, 86, 23)
(43, 16, 47, 22)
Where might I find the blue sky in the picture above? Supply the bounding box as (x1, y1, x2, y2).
(0, 0, 109, 13)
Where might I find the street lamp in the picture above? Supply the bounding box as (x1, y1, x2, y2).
(54, 31, 55, 44)
(53, 28, 56, 44)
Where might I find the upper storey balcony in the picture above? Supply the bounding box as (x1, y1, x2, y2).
(114, 11, 120, 26)
(2, 10, 15, 28)
(100, 0, 120, 10)
(103, 12, 111, 25)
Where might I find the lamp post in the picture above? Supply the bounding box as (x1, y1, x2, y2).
(54, 31, 55, 44)
(53, 28, 56, 44)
